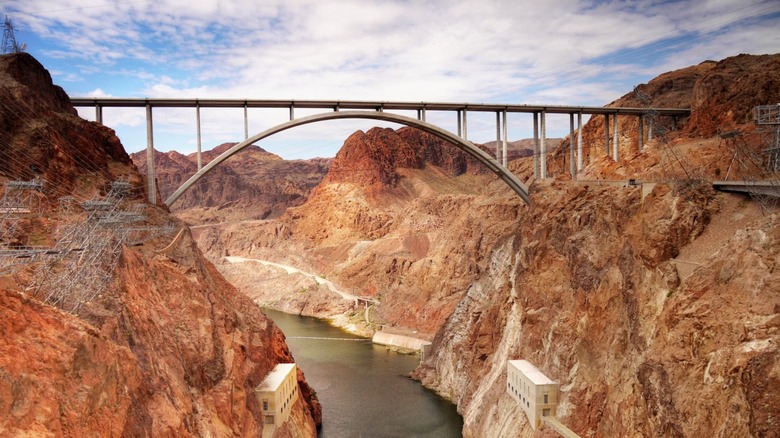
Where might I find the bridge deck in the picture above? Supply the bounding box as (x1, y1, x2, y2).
(712, 180, 780, 197)
(70, 97, 690, 117)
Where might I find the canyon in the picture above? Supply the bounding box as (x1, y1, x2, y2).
(152, 53, 780, 437)
(1, 48, 778, 438)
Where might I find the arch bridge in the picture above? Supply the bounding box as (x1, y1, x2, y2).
(69, 98, 691, 206)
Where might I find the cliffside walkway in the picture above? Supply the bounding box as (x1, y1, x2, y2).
(542, 417, 581, 438)
(70, 97, 690, 206)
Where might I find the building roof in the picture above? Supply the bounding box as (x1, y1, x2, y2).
(509, 360, 556, 385)
(256, 363, 296, 392)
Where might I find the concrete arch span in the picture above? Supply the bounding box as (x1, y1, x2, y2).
(164, 110, 531, 207)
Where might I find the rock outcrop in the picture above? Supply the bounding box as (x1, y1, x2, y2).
(0, 52, 320, 436)
(131, 144, 330, 223)
(413, 53, 780, 437)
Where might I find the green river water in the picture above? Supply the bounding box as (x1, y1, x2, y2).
(262, 308, 463, 437)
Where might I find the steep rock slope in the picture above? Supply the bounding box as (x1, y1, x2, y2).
(550, 53, 780, 180)
(414, 53, 780, 437)
(200, 126, 527, 336)
(131, 144, 330, 223)
(0, 52, 320, 436)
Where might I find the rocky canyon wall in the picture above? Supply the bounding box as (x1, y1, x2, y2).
(0, 52, 320, 437)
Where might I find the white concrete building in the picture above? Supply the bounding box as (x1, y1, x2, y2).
(507, 359, 559, 429)
(255, 363, 299, 433)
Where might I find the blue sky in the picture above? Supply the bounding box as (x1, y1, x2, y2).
(3, 0, 780, 159)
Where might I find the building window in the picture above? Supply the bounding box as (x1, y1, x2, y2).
(543, 409, 550, 417)
(262, 400, 268, 411)
(544, 394, 548, 404)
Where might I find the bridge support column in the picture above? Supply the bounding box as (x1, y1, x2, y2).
(145, 104, 157, 205)
(463, 109, 468, 141)
(604, 114, 610, 156)
(533, 112, 539, 179)
(502, 110, 508, 166)
(243, 103, 248, 140)
(196, 103, 202, 170)
(540, 110, 547, 179)
(613, 113, 619, 162)
(639, 115, 645, 151)
(289, 105, 294, 121)
(569, 113, 575, 178)
(672, 115, 677, 131)
(648, 117, 654, 141)
(457, 110, 462, 138)
(495, 112, 501, 161)
(577, 112, 583, 172)
(421, 107, 426, 122)
(95, 104, 102, 124)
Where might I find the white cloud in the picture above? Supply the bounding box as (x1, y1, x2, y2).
(7, 0, 780, 157)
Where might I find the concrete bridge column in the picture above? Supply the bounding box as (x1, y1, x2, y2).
(648, 117, 654, 141)
(639, 115, 645, 151)
(502, 110, 508, 166)
(577, 112, 583, 171)
(196, 103, 202, 170)
(533, 112, 540, 179)
(604, 114, 610, 156)
(613, 113, 619, 162)
(672, 116, 677, 131)
(421, 107, 426, 122)
(463, 109, 468, 141)
(457, 110, 462, 138)
(243, 102, 249, 140)
(569, 113, 575, 178)
(145, 103, 157, 205)
(540, 110, 547, 179)
(289, 105, 294, 121)
(495, 112, 501, 161)
(94, 104, 102, 124)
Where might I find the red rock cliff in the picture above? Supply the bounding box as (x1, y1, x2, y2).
(0, 52, 321, 436)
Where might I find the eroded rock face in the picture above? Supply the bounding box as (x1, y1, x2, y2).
(0, 52, 321, 436)
(131, 144, 331, 222)
(413, 181, 778, 437)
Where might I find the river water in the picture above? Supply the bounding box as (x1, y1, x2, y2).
(262, 308, 463, 437)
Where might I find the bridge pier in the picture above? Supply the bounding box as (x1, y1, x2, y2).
(145, 103, 157, 204)
(94, 104, 102, 124)
(502, 110, 508, 166)
(542, 111, 549, 179)
(576, 112, 583, 172)
(463, 109, 468, 141)
(196, 103, 202, 170)
(569, 113, 575, 178)
(613, 113, 619, 162)
(243, 102, 249, 140)
(648, 116, 654, 141)
(638, 115, 645, 151)
(604, 114, 610, 156)
(495, 112, 501, 162)
(457, 110, 462, 137)
(533, 112, 540, 179)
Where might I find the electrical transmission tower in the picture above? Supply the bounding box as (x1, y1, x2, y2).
(29, 180, 175, 313)
(755, 104, 780, 172)
(2, 15, 25, 54)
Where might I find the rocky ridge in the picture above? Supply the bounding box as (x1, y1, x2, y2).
(131, 143, 330, 224)
(0, 53, 320, 436)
